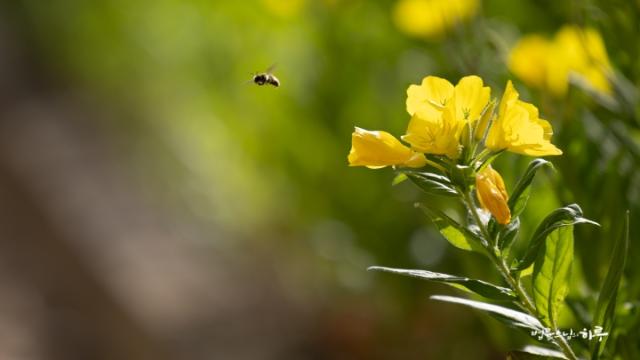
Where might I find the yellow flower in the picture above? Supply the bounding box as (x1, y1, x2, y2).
(403, 75, 490, 158)
(348, 127, 427, 169)
(551, 26, 612, 95)
(261, 0, 305, 18)
(486, 81, 562, 156)
(393, 0, 479, 39)
(508, 35, 551, 90)
(403, 100, 463, 158)
(508, 26, 613, 97)
(476, 165, 511, 225)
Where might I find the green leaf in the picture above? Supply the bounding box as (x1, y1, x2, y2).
(475, 150, 504, 173)
(405, 171, 458, 197)
(417, 204, 486, 253)
(507, 345, 567, 359)
(368, 266, 516, 300)
(430, 295, 544, 331)
(449, 164, 474, 190)
(498, 217, 520, 251)
(532, 226, 574, 328)
(590, 211, 629, 359)
(508, 159, 554, 218)
(514, 204, 598, 271)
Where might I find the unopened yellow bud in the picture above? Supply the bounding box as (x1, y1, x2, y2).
(476, 165, 511, 224)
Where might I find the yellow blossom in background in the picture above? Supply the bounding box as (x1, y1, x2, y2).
(261, 0, 305, 18)
(486, 81, 562, 156)
(508, 35, 550, 90)
(551, 26, 612, 95)
(403, 75, 490, 158)
(509, 26, 613, 96)
(393, 0, 479, 39)
(476, 165, 511, 224)
(348, 127, 427, 169)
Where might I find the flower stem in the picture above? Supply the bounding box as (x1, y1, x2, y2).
(424, 159, 447, 173)
(461, 190, 579, 360)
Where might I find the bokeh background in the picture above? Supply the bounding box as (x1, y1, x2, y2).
(0, 0, 638, 359)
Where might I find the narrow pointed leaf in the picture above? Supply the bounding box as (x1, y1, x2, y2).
(515, 204, 598, 271)
(507, 345, 567, 359)
(430, 295, 544, 331)
(369, 266, 515, 300)
(532, 226, 574, 328)
(417, 204, 486, 253)
(508, 159, 553, 218)
(591, 211, 629, 359)
(406, 171, 458, 197)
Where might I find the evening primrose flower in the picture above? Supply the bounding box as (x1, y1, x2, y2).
(476, 165, 511, 225)
(393, 0, 479, 39)
(508, 26, 612, 97)
(402, 75, 490, 158)
(508, 35, 550, 90)
(486, 81, 562, 156)
(551, 26, 612, 95)
(348, 127, 427, 169)
(403, 101, 463, 158)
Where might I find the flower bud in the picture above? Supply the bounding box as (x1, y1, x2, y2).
(475, 165, 511, 224)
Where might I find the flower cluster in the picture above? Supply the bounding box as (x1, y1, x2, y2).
(347, 75, 562, 224)
(348, 75, 561, 166)
(509, 26, 613, 97)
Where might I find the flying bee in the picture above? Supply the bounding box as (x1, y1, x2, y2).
(250, 64, 280, 87)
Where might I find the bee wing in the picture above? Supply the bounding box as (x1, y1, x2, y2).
(242, 72, 256, 85)
(265, 63, 277, 74)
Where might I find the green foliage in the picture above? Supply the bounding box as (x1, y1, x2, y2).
(508, 159, 554, 218)
(591, 211, 629, 359)
(507, 345, 567, 359)
(417, 204, 486, 253)
(405, 171, 458, 197)
(369, 266, 516, 300)
(430, 295, 544, 332)
(515, 204, 598, 271)
(498, 217, 520, 251)
(532, 226, 574, 328)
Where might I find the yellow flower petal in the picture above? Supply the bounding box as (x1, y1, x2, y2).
(406, 76, 455, 119)
(486, 81, 562, 156)
(454, 75, 491, 122)
(476, 165, 511, 225)
(402, 100, 462, 159)
(348, 127, 427, 169)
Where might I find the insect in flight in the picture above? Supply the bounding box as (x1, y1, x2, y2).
(250, 64, 280, 87)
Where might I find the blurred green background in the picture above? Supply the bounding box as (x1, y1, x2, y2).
(0, 0, 638, 359)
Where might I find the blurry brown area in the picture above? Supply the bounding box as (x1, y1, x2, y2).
(0, 3, 510, 359)
(0, 18, 316, 360)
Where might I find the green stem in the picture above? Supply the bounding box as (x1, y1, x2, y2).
(424, 159, 447, 173)
(461, 190, 579, 360)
